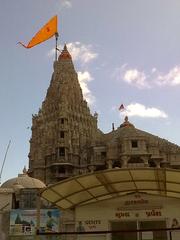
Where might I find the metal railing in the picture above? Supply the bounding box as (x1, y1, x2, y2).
(35, 227, 180, 240)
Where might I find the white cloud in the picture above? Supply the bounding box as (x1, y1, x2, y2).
(123, 69, 150, 89)
(60, 0, 72, 8)
(66, 42, 98, 64)
(113, 65, 150, 89)
(114, 64, 180, 89)
(48, 42, 98, 65)
(121, 103, 168, 118)
(151, 68, 157, 73)
(156, 66, 180, 86)
(78, 71, 95, 105)
(56, 0, 72, 11)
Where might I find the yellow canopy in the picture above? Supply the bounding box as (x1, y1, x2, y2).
(41, 168, 180, 209)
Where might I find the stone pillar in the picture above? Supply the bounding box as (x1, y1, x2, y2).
(121, 156, 129, 168)
(156, 159, 161, 168)
(141, 156, 149, 167)
(107, 159, 113, 169)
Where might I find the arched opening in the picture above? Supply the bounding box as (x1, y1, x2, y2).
(112, 160, 122, 168)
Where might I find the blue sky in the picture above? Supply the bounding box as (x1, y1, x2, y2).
(1, 0, 180, 183)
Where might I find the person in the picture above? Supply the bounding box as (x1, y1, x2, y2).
(46, 211, 57, 232)
(171, 218, 180, 228)
(76, 221, 85, 232)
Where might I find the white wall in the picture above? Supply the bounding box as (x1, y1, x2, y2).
(75, 193, 180, 240)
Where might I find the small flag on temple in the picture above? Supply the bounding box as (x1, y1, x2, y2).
(18, 15, 58, 49)
(119, 104, 125, 111)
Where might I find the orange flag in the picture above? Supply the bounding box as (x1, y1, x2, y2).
(18, 15, 58, 48)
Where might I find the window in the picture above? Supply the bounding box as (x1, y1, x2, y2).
(61, 118, 64, 124)
(19, 189, 37, 209)
(59, 147, 65, 156)
(101, 152, 106, 160)
(60, 131, 65, 138)
(131, 140, 138, 148)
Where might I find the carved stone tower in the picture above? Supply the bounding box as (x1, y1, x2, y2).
(28, 45, 99, 184)
(28, 45, 180, 186)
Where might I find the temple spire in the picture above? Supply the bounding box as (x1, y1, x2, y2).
(29, 44, 99, 184)
(58, 44, 72, 61)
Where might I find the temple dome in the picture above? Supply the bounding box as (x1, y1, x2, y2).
(120, 116, 135, 128)
(1, 171, 46, 189)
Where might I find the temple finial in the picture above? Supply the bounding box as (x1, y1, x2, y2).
(58, 43, 72, 61)
(23, 166, 27, 174)
(120, 115, 134, 128)
(64, 43, 67, 50)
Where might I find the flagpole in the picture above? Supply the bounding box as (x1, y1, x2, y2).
(55, 32, 59, 61)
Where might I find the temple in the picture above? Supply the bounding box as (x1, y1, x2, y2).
(28, 45, 180, 186)
(28, 45, 101, 184)
(1, 45, 180, 240)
